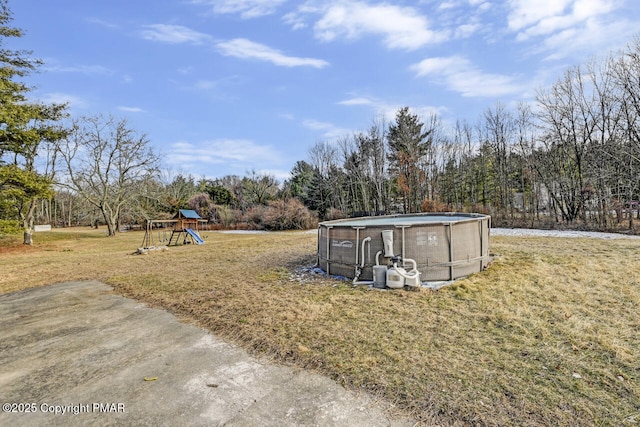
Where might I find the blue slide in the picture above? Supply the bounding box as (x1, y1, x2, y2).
(185, 228, 204, 244)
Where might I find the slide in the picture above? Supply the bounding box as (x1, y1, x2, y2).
(185, 228, 204, 244)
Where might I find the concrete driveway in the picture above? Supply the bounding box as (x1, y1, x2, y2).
(0, 281, 413, 426)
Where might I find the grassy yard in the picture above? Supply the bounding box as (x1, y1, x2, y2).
(1, 228, 638, 426)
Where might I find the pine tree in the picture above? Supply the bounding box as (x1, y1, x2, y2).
(0, 0, 68, 244)
(387, 107, 431, 213)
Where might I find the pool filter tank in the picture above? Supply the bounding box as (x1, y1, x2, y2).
(387, 256, 421, 288)
(373, 264, 387, 288)
(385, 263, 405, 289)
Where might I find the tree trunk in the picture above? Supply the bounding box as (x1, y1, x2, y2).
(68, 194, 72, 227)
(101, 207, 117, 237)
(22, 200, 37, 245)
(105, 220, 116, 236)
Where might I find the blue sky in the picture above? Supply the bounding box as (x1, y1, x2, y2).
(10, 0, 640, 181)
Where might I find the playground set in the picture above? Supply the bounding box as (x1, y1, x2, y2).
(141, 209, 206, 248)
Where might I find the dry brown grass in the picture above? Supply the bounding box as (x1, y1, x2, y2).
(1, 228, 639, 426)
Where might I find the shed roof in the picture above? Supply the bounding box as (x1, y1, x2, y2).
(177, 209, 202, 219)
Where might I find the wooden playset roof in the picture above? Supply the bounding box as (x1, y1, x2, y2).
(175, 209, 202, 219)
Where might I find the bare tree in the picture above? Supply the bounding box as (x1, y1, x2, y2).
(307, 140, 347, 216)
(455, 120, 480, 207)
(535, 66, 592, 223)
(514, 102, 541, 224)
(437, 124, 463, 208)
(611, 38, 640, 229)
(577, 56, 625, 228)
(241, 169, 279, 206)
(367, 117, 389, 213)
(483, 102, 516, 214)
(56, 115, 159, 236)
(340, 131, 381, 214)
(338, 135, 365, 213)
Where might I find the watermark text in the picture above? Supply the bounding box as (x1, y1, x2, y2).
(2, 402, 125, 415)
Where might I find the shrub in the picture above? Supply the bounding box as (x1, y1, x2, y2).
(212, 204, 237, 228)
(0, 220, 21, 234)
(188, 193, 216, 221)
(421, 199, 450, 212)
(244, 204, 267, 229)
(261, 199, 318, 231)
(324, 207, 345, 221)
(463, 203, 491, 215)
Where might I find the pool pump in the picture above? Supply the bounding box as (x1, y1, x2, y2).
(388, 256, 421, 288)
(377, 230, 422, 289)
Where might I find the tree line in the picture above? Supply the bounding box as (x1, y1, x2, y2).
(3, 0, 640, 244)
(288, 37, 640, 232)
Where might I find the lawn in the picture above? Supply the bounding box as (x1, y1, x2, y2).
(0, 228, 638, 426)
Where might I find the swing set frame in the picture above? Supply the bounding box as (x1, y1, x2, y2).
(141, 219, 178, 248)
(141, 210, 207, 248)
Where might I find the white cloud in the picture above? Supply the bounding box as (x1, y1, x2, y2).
(476, 2, 492, 12)
(117, 106, 146, 113)
(187, 75, 240, 92)
(538, 16, 637, 61)
(85, 17, 120, 30)
(302, 119, 351, 139)
(412, 105, 447, 121)
(338, 96, 444, 123)
(167, 140, 280, 167)
(140, 25, 328, 70)
(413, 56, 464, 75)
(411, 55, 525, 97)
(279, 113, 295, 120)
(505, 0, 633, 61)
(38, 93, 88, 109)
(338, 95, 398, 120)
(215, 38, 329, 68)
(507, 0, 615, 40)
(258, 168, 292, 181)
(454, 23, 481, 38)
(288, 1, 447, 50)
(507, 0, 571, 32)
(337, 97, 374, 106)
(283, 11, 308, 30)
(438, 2, 458, 11)
(44, 63, 114, 75)
(194, 80, 219, 91)
(191, 0, 287, 19)
(303, 119, 334, 130)
(140, 24, 211, 44)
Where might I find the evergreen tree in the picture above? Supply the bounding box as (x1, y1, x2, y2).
(286, 160, 315, 204)
(0, 0, 68, 243)
(387, 107, 431, 213)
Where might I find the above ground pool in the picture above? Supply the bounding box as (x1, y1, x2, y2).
(317, 212, 491, 286)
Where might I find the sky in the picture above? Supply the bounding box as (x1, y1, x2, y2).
(9, 0, 640, 182)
